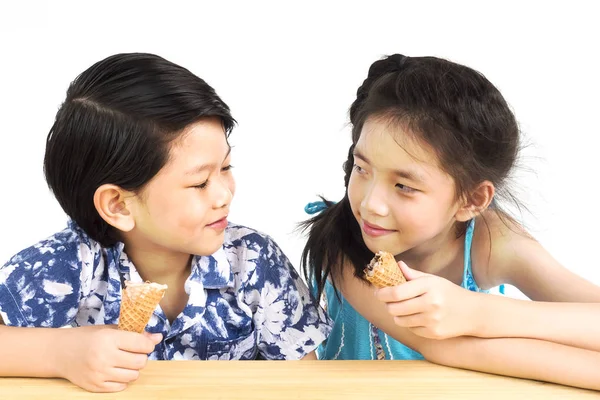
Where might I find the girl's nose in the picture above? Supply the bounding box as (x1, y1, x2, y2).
(361, 182, 389, 217)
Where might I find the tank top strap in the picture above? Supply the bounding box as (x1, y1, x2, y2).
(462, 219, 476, 287)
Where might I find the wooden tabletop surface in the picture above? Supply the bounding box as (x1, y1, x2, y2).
(1, 360, 598, 399)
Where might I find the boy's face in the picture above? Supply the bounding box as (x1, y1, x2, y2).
(126, 117, 235, 257)
(347, 118, 462, 258)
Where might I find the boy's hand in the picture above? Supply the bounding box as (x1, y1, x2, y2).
(56, 325, 162, 392)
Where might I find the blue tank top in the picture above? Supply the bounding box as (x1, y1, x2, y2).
(312, 217, 486, 360)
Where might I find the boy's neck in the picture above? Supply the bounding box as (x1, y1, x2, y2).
(122, 241, 192, 285)
(398, 223, 467, 285)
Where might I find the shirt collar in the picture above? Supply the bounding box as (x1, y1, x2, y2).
(191, 247, 234, 289)
(66, 219, 234, 289)
(115, 243, 234, 290)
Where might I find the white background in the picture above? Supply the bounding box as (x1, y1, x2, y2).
(1, 1, 599, 298)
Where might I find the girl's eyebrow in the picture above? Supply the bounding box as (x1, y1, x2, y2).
(185, 146, 231, 176)
(353, 148, 426, 184)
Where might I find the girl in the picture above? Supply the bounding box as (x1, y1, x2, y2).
(0, 53, 331, 393)
(301, 54, 600, 390)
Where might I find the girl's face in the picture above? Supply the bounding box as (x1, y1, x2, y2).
(348, 118, 462, 258)
(126, 117, 235, 257)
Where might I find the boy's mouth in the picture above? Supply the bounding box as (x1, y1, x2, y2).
(206, 216, 228, 230)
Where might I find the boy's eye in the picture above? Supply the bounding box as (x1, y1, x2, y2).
(194, 180, 209, 189)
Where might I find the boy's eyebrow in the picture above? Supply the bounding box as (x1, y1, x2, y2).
(353, 148, 426, 184)
(185, 146, 232, 175)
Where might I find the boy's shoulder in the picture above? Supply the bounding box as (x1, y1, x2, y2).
(1, 221, 99, 282)
(3, 224, 75, 266)
(0, 221, 101, 327)
(222, 223, 294, 282)
(223, 223, 278, 254)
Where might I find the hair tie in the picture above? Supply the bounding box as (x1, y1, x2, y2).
(304, 201, 329, 215)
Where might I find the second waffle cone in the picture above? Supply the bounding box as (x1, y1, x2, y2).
(364, 251, 406, 288)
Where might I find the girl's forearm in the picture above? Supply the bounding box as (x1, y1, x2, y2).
(472, 294, 600, 351)
(421, 335, 600, 391)
(339, 271, 600, 390)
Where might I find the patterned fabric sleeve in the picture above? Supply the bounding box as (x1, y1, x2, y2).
(252, 235, 332, 360)
(0, 227, 91, 328)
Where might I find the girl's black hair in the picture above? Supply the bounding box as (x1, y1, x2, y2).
(300, 54, 520, 300)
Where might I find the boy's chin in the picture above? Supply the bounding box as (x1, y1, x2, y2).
(189, 238, 225, 257)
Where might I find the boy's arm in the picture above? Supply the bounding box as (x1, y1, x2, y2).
(251, 234, 331, 360)
(0, 320, 62, 378)
(0, 318, 161, 392)
(0, 229, 160, 392)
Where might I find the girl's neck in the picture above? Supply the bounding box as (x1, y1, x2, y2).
(397, 223, 467, 285)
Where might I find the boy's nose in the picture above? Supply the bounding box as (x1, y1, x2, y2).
(213, 179, 233, 209)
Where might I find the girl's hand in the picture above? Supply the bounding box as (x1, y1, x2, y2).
(55, 325, 162, 392)
(374, 261, 480, 340)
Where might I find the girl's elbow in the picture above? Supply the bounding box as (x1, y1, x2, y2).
(420, 348, 449, 366)
(415, 340, 468, 369)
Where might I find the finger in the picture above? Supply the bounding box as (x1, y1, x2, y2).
(90, 381, 128, 393)
(116, 331, 159, 354)
(114, 350, 149, 370)
(409, 326, 446, 340)
(393, 314, 426, 328)
(385, 297, 428, 317)
(376, 280, 429, 303)
(106, 367, 141, 383)
(142, 331, 164, 345)
(398, 261, 430, 280)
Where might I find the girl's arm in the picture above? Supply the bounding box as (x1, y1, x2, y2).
(339, 267, 600, 391)
(302, 351, 318, 360)
(467, 214, 600, 351)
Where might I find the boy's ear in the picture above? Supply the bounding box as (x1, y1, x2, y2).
(455, 181, 495, 222)
(93, 184, 136, 232)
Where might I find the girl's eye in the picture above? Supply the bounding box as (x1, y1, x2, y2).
(396, 183, 415, 193)
(222, 164, 234, 172)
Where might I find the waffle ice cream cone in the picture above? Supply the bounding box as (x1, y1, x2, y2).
(118, 281, 168, 333)
(364, 251, 406, 288)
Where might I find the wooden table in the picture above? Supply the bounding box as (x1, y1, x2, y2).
(1, 360, 598, 399)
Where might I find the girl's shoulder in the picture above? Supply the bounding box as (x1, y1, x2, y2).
(470, 211, 535, 289)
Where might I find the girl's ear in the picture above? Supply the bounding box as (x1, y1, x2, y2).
(93, 184, 136, 232)
(455, 180, 495, 222)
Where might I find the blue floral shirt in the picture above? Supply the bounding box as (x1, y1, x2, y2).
(0, 221, 332, 360)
